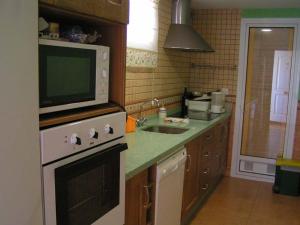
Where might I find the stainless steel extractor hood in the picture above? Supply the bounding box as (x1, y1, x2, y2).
(164, 0, 214, 52)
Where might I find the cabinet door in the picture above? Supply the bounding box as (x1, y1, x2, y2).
(54, 0, 96, 16)
(215, 120, 229, 176)
(125, 170, 148, 225)
(95, 0, 129, 24)
(181, 137, 201, 219)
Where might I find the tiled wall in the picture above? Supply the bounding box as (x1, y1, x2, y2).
(125, 0, 191, 116)
(190, 9, 241, 174)
(189, 9, 241, 97)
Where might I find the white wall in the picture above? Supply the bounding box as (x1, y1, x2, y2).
(0, 1, 43, 225)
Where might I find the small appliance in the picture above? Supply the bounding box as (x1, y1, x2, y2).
(211, 92, 226, 113)
(188, 95, 211, 112)
(39, 39, 110, 114)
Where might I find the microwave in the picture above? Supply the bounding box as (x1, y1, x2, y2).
(39, 39, 110, 114)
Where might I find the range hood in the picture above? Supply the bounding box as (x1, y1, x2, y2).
(164, 0, 214, 52)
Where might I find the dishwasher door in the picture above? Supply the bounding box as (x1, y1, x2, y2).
(154, 148, 187, 225)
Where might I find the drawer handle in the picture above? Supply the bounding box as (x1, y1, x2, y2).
(143, 184, 152, 209)
(206, 134, 212, 140)
(202, 184, 209, 190)
(203, 168, 210, 174)
(186, 154, 192, 172)
(203, 152, 209, 157)
(107, 0, 122, 6)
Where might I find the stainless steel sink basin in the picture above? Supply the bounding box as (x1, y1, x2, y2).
(142, 125, 189, 134)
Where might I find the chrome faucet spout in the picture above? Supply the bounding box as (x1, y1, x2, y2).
(136, 98, 160, 127)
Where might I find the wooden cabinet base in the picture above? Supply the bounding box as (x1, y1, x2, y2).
(125, 167, 156, 225)
(181, 176, 225, 225)
(125, 170, 148, 225)
(181, 118, 229, 224)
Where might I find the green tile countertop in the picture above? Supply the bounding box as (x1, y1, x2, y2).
(125, 112, 231, 180)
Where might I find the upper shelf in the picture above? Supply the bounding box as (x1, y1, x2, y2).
(39, 0, 129, 24)
(191, 63, 238, 71)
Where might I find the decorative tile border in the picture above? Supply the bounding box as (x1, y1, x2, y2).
(126, 48, 158, 68)
(125, 95, 181, 115)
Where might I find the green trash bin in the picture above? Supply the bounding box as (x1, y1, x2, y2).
(273, 159, 300, 196)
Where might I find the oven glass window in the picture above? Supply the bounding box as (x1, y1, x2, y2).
(39, 45, 96, 108)
(55, 147, 120, 225)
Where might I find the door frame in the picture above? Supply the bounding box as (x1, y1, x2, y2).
(231, 18, 300, 182)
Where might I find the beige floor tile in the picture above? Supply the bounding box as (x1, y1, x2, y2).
(189, 177, 300, 225)
(248, 182, 300, 225)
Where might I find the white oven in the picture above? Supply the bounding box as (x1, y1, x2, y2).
(40, 112, 127, 225)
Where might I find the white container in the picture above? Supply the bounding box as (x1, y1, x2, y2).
(159, 107, 167, 120)
(211, 92, 225, 113)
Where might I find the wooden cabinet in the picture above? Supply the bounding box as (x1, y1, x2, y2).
(125, 119, 230, 225)
(54, 0, 96, 16)
(125, 168, 156, 225)
(41, 0, 129, 24)
(95, 0, 129, 24)
(39, 0, 127, 111)
(125, 170, 148, 225)
(181, 137, 201, 219)
(181, 119, 229, 223)
(214, 121, 229, 179)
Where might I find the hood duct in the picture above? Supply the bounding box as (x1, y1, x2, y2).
(164, 0, 214, 52)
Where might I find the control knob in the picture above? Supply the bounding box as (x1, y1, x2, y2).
(70, 133, 81, 145)
(104, 124, 114, 134)
(89, 128, 98, 139)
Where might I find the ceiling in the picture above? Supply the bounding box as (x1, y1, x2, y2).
(191, 0, 300, 9)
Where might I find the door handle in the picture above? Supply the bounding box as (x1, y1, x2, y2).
(186, 154, 192, 172)
(203, 152, 209, 158)
(201, 183, 209, 190)
(203, 168, 210, 174)
(143, 184, 152, 209)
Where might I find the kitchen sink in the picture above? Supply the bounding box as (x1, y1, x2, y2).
(142, 125, 189, 134)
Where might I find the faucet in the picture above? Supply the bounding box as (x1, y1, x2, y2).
(136, 98, 160, 127)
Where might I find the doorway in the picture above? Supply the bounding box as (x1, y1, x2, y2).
(232, 19, 300, 182)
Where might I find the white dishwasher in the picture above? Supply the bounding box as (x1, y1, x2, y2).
(154, 147, 187, 225)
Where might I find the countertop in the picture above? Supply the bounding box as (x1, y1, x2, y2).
(125, 112, 231, 180)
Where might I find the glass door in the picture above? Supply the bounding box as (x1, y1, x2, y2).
(232, 19, 300, 181)
(241, 27, 294, 160)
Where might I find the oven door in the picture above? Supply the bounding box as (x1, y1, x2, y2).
(42, 143, 127, 225)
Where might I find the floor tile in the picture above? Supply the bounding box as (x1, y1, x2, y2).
(190, 177, 300, 225)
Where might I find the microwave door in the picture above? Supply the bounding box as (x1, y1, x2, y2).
(39, 45, 96, 108)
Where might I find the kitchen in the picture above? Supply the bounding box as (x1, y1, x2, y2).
(1, 0, 300, 225)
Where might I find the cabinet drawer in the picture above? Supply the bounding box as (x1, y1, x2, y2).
(200, 143, 214, 162)
(215, 121, 229, 144)
(199, 175, 210, 196)
(199, 162, 211, 179)
(202, 128, 215, 145)
(199, 149, 211, 162)
(95, 0, 129, 24)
